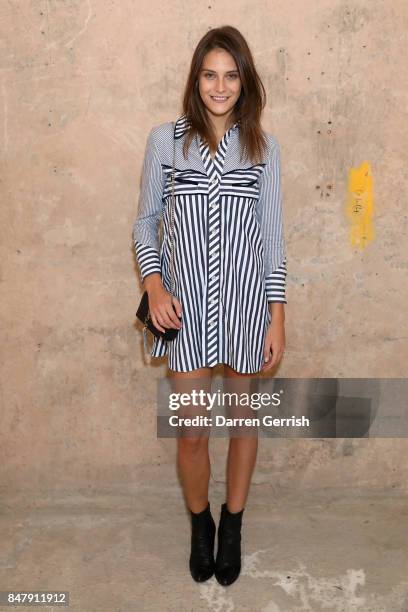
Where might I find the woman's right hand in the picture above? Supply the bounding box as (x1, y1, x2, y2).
(145, 275, 182, 333)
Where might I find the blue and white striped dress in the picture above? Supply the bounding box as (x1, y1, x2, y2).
(133, 114, 287, 373)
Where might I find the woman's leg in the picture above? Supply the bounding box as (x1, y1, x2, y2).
(213, 364, 257, 586)
(168, 366, 213, 513)
(223, 364, 259, 513)
(168, 366, 216, 582)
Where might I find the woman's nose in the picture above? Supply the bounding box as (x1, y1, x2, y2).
(215, 78, 227, 92)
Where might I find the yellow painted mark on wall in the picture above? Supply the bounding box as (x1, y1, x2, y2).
(346, 161, 374, 248)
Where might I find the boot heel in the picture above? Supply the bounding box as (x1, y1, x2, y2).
(215, 502, 244, 586)
(189, 502, 216, 582)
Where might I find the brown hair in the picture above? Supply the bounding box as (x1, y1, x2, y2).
(181, 25, 268, 165)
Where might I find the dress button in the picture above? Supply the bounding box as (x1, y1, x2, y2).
(211, 177, 218, 184)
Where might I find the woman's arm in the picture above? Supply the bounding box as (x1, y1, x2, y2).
(132, 127, 165, 284)
(257, 135, 287, 369)
(132, 127, 182, 331)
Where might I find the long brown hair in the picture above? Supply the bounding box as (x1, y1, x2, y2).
(181, 25, 268, 165)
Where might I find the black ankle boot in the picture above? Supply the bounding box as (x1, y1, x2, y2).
(189, 502, 216, 582)
(215, 502, 244, 586)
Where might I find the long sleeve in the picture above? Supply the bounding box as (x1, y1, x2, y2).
(132, 127, 165, 283)
(257, 136, 287, 304)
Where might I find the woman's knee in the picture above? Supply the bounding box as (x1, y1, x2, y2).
(177, 435, 209, 455)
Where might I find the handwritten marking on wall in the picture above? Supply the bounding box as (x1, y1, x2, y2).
(346, 161, 374, 248)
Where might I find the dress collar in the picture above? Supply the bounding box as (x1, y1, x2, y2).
(174, 113, 239, 139)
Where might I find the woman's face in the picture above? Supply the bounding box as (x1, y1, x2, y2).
(198, 48, 242, 124)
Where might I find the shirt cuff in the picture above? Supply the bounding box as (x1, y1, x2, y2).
(135, 242, 161, 283)
(265, 260, 287, 304)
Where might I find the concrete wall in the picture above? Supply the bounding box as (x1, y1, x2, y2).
(1, 1, 407, 492)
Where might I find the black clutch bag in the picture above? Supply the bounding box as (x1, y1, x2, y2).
(136, 290, 180, 341)
(135, 121, 181, 344)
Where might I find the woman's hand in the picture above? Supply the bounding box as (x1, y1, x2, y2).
(144, 274, 183, 333)
(261, 313, 286, 372)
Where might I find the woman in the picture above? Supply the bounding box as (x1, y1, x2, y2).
(133, 25, 287, 586)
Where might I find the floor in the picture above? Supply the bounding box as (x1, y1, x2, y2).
(1, 477, 407, 612)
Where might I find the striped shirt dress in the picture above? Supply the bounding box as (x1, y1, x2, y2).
(133, 114, 287, 374)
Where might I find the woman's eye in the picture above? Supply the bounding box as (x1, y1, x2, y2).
(203, 73, 238, 79)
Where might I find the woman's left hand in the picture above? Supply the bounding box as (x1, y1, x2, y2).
(261, 318, 286, 371)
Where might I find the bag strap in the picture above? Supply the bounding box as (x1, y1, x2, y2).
(169, 121, 176, 299)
